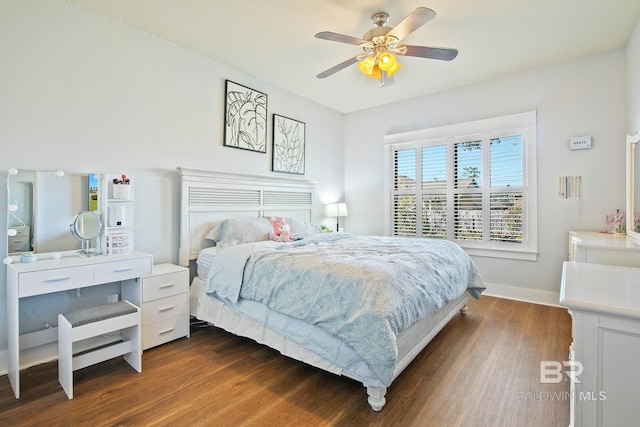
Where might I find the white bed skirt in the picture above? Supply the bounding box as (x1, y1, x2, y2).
(190, 276, 348, 377)
(189, 276, 469, 411)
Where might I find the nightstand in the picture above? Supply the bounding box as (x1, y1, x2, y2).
(141, 263, 189, 350)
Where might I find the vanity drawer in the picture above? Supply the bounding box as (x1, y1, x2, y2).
(8, 237, 30, 253)
(94, 257, 152, 283)
(9, 226, 31, 253)
(18, 266, 94, 297)
(11, 226, 30, 238)
(142, 293, 188, 325)
(142, 315, 189, 349)
(143, 270, 189, 302)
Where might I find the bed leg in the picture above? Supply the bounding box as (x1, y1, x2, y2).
(366, 386, 387, 411)
(460, 304, 468, 314)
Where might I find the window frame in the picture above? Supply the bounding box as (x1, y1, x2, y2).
(384, 111, 538, 261)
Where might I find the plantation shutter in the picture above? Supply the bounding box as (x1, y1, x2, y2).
(489, 135, 524, 243)
(393, 148, 417, 236)
(421, 145, 447, 238)
(453, 140, 483, 241)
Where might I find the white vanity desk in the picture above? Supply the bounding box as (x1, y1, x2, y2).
(560, 261, 640, 427)
(6, 251, 153, 398)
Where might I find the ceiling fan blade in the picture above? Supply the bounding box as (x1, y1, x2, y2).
(315, 31, 367, 46)
(402, 45, 458, 61)
(316, 56, 360, 79)
(386, 7, 436, 42)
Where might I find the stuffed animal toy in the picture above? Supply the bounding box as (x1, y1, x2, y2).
(268, 216, 292, 242)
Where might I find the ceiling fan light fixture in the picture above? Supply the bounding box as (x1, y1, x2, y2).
(358, 56, 376, 76)
(315, 7, 457, 85)
(378, 52, 397, 71)
(386, 60, 402, 76)
(369, 65, 381, 79)
(362, 63, 382, 79)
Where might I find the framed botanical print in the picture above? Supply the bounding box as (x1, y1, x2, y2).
(223, 80, 267, 153)
(272, 114, 305, 175)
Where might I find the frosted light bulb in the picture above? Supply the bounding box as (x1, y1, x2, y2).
(8, 168, 18, 176)
(3, 257, 13, 265)
(8, 228, 17, 237)
(8, 204, 17, 212)
(55, 170, 64, 177)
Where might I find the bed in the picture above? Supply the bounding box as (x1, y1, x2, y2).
(178, 167, 485, 411)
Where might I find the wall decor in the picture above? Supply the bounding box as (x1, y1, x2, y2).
(224, 80, 267, 153)
(272, 114, 305, 175)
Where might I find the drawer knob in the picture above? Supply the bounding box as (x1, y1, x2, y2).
(159, 328, 175, 335)
(159, 305, 175, 312)
(159, 283, 175, 289)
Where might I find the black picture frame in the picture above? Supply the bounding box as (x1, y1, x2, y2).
(223, 80, 268, 153)
(272, 114, 305, 175)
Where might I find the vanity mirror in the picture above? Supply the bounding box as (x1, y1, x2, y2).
(7, 169, 34, 254)
(70, 211, 102, 256)
(5, 169, 101, 259)
(626, 133, 640, 240)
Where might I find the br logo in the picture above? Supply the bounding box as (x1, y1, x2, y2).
(540, 361, 583, 384)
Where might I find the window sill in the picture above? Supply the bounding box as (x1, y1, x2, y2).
(461, 246, 538, 261)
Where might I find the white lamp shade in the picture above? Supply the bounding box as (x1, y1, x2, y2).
(325, 203, 348, 217)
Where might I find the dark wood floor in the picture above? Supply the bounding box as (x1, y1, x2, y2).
(0, 296, 571, 426)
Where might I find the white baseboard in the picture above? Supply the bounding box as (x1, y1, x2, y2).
(483, 282, 562, 308)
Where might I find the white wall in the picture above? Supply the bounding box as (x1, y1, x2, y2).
(344, 49, 628, 303)
(0, 0, 344, 372)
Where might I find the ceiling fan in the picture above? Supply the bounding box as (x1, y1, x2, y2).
(315, 7, 458, 87)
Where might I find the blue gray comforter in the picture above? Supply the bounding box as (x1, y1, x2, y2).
(206, 233, 484, 386)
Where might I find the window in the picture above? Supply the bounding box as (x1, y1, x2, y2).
(385, 112, 537, 260)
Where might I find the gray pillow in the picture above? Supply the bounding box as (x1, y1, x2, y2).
(211, 218, 273, 250)
(204, 221, 222, 242)
(285, 217, 322, 236)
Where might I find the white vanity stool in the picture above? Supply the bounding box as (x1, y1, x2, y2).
(58, 300, 142, 399)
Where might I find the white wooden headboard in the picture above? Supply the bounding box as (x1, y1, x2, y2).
(177, 167, 317, 266)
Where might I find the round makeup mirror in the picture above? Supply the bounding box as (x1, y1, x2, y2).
(70, 211, 102, 256)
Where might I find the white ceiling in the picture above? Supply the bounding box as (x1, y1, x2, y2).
(66, 0, 640, 113)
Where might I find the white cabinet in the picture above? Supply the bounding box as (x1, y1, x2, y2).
(101, 174, 135, 255)
(141, 263, 189, 350)
(560, 262, 640, 427)
(568, 230, 640, 267)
